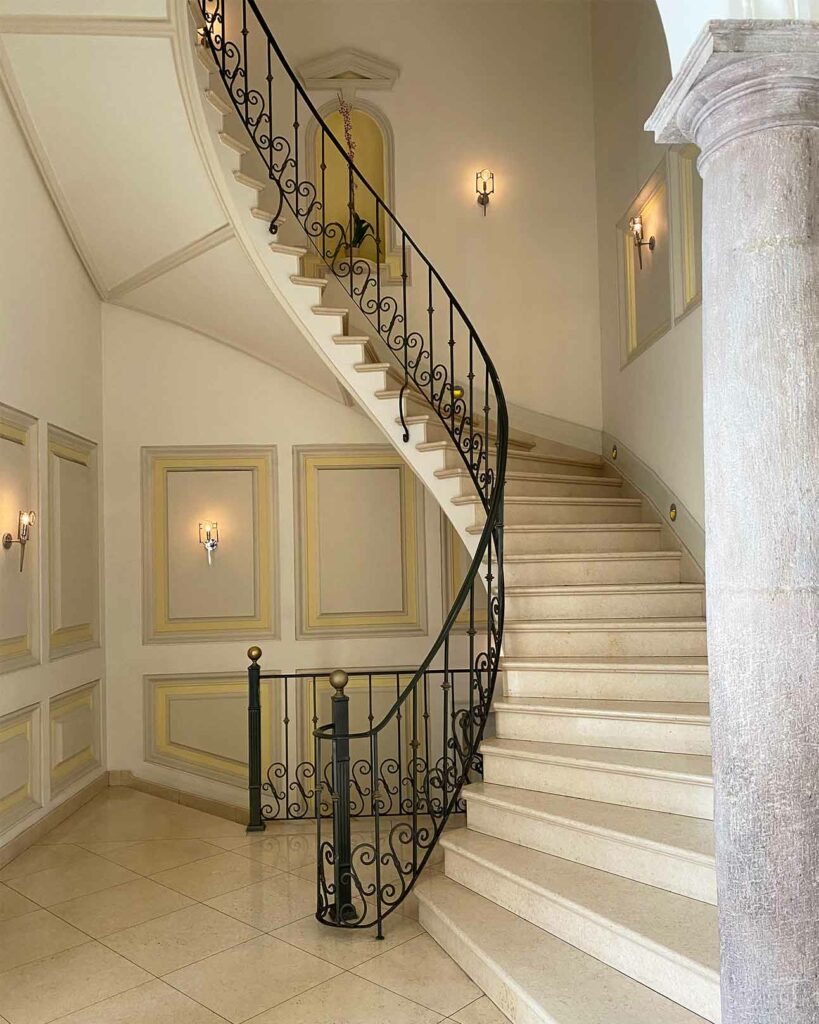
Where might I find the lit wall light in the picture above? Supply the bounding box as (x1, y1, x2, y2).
(2, 510, 36, 572)
(628, 215, 655, 269)
(199, 521, 219, 566)
(476, 169, 494, 216)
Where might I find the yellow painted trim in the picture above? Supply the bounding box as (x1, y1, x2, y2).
(0, 718, 32, 814)
(301, 451, 421, 632)
(149, 454, 272, 636)
(49, 441, 90, 467)
(50, 684, 98, 787)
(151, 677, 273, 783)
(443, 519, 488, 628)
(0, 635, 29, 659)
(679, 155, 701, 311)
(52, 747, 95, 783)
(50, 623, 93, 650)
(623, 229, 637, 354)
(0, 422, 27, 446)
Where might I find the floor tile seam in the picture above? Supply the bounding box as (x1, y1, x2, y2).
(46, 874, 198, 932)
(266, 914, 422, 967)
(37, 976, 156, 1024)
(79, 839, 230, 874)
(0, 844, 92, 886)
(351, 944, 479, 1017)
(0, 928, 98, 979)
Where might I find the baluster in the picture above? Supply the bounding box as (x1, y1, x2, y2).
(311, 676, 318, 816)
(422, 669, 431, 814)
(484, 363, 491, 501)
(468, 588, 476, 762)
(375, 199, 382, 338)
(411, 679, 418, 876)
(442, 640, 450, 812)
(246, 646, 266, 832)
(293, 89, 300, 214)
(314, 723, 322, 914)
(468, 333, 475, 475)
(241, 0, 249, 126)
(219, 0, 225, 77)
(372, 731, 384, 938)
(348, 162, 354, 293)
(395, 672, 403, 813)
(448, 303, 455, 435)
(427, 265, 434, 406)
(399, 231, 409, 442)
(367, 673, 374, 816)
(321, 131, 327, 259)
(284, 673, 290, 817)
(265, 45, 273, 176)
(329, 670, 353, 922)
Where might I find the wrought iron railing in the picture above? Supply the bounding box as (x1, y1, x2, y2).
(196, 0, 508, 935)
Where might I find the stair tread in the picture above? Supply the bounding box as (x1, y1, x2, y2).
(441, 830, 720, 976)
(506, 582, 704, 595)
(437, 468, 622, 485)
(494, 697, 710, 722)
(504, 617, 706, 631)
(464, 782, 715, 861)
(504, 551, 681, 562)
(473, 522, 662, 534)
(481, 737, 713, 780)
(417, 875, 710, 1024)
(455, 494, 641, 506)
(500, 655, 708, 672)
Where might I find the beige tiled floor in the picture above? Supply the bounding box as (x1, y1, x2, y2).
(0, 789, 509, 1023)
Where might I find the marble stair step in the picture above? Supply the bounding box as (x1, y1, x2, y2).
(504, 550, 684, 586)
(487, 447, 607, 477)
(501, 656, 709, 702)
(481, 737, 713, 818)
(463, 782, 716, 903)
(458, 495, 644, 527)
(416, 875, 711, 1024)
(436, 467, 625, 498)
(475, 523, 664, 555)
(493, 697, 711, 754)
(502, 618, 708, 658)
(439, 830, 721, 1022)
(505, 582, 705, 619)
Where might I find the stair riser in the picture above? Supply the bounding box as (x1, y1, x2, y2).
(443, 849, 720, 1022)
(418, 901, 543, 1024)
(501, 669, 709, 703)
(494, 709, 712, 755)
(457, 451, 605, 477)
(465, 800, 717, 905)
(491, 503, 643, 527)
(502, 628, 708, 658)
(503, 479, 624, 498)
(505, 590, 704, 620)
(482, 752, 714, 819)
(504, 529, 662, 555)
(504, 555, 682, 586)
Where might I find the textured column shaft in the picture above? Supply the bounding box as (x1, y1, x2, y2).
(647, 21, 819, 1024)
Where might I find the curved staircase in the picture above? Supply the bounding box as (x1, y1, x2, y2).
(181, 2, 718, 1020)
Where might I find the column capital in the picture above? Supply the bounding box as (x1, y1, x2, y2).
(646, 20, 819, 168)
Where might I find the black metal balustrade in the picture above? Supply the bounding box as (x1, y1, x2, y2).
(195, 0, 508, 934)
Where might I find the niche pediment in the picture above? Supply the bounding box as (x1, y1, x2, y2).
(298, 48, 400, 100)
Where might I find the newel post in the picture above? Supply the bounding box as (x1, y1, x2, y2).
(246, 646, 266, 833)
(329, 669, 355, 922)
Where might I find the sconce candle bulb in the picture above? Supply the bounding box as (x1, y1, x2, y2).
(476, 169, 494, 216)
(199, 520, 219, 566)
(2, 509, 36, 572)
(628, 215, 655, 269)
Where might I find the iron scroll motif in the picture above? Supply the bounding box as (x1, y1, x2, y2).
(200, 0, 507, 935)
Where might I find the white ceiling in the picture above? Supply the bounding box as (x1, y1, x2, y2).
(0, 5, 341, 400)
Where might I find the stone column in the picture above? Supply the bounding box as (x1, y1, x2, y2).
(647, 20, 818, 1024)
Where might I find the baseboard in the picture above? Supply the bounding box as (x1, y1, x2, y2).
(109, 769, 249, 826)
(507, 400, 602, 455)
(602, 431, 705, 572)
(0, 771, 108, 869)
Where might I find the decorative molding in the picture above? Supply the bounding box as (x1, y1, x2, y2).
(294, 445, 427, 638)
(602, 430, 705, 574)
(671, 145, 703, 321)
(298, 48, 400, 98)
(107, 222, 234, 299)
(141, 445, 279, 642)
(441, 513, 487, 632)
(49, 680, 101, 797)
(144, 672, 275, 789)
(48, 425, 99, 660)
(0, 704, 40, 836)
(0, 402, 38, 673)
(617, 156, 673, 365)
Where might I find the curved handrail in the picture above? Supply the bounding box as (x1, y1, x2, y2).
(196, 0, 507, 932)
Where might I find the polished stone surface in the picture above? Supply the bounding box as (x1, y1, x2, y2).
(0, 788, 502, 1023)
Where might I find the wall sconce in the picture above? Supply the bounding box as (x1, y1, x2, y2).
(3, 510, 36, 572)
(629, 215, 655, 269)
(476, 169, 494, 216)
(196, 27, 207, 47)
(199, 521, 219, 566)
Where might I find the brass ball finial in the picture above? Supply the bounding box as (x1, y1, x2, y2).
(247, 646, 262, 664)
(329, 669, 349, 693)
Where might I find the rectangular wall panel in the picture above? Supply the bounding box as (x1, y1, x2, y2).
(0, 404, 38, 673)
(141, 446, 278, 642)
(49, 680, 101, 796)
(48, 425, 99, 658)
(440, 513, 488, 632)
(295, 446, 427, 637)
(0, 704, 40, 835)
(144, 673, 275, 789)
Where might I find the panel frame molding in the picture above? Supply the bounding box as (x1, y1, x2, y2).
(144, 671, 276, 789)
(141, 444, 280, 644)
(0, 703, 41, 836)
(440, 511, 487, 633)
(293, 444, 427, 639)
(49, 679, 102, 798)
(0, 402, 39, 674)
(47, 424, 100, 660)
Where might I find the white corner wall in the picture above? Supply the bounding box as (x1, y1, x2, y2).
(256, 0, 604, 436)
(591, 0, 705, 528)
(0, 80, 106, 845)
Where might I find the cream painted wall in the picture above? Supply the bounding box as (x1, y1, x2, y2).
(245, 0, 604, 434)
(102, 305, 463, 808)
(0, 81, 105, 843)
(591, 0, 705, 527)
